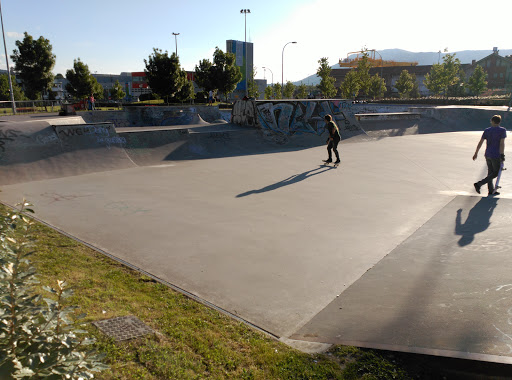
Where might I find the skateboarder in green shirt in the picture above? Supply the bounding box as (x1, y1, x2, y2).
(473, 115, 507, 195)
(322, 114, 341, 164)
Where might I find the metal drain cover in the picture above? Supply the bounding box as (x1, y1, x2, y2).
(93, 316, 154, 341)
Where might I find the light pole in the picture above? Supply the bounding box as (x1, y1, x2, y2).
(172, 32, 179, 56)
(240, 9, 250, 97)
(0, 0, 15, 114)
(262, 66, 273, 99)
(262, 66, 273, 87)
(282, 41, 297, 90)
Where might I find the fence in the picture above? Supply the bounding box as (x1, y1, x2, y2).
(0, 100, 63, 115)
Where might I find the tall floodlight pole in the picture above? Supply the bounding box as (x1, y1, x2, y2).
(282, 41, 297, 90)
(172, 32, 179, 56)
(0, 0, 15, 114)
(240, 9, 250, 97)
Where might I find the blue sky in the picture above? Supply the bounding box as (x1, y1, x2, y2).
(1, 0, 511, 83)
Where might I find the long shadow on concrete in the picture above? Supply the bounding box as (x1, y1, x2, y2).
(455, 197, 498, 247)
(292, 196, 512, 363)
(236, 165, 337, 198)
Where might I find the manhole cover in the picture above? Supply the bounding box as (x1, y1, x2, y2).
(93, 316, 154, 341)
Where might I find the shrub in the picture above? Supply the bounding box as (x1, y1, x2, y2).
(0, 200, 108, 379)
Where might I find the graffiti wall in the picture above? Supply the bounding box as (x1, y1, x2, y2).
(232, 99, 363, 137)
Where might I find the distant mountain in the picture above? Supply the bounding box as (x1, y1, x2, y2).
(294, 48, 512, 86)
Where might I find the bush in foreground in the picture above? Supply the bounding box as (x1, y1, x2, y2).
(0, 200, 108, 379)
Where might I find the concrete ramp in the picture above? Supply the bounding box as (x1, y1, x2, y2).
(0, 122, 135, 186)
(360, 117, 457, 139)
(119, 124, 331, 165)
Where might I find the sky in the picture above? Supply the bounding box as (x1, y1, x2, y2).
(1, 0, 511, 83)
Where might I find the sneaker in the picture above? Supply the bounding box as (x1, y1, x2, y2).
(489, 191, 500, 196)
(334, 160, 341, 164)
(473, 183, 481, 194)
(323, 159, 332, 163)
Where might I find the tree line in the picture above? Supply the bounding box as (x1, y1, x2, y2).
(2, 33, 489, 103)
(1, 32, 244, 103)
(310, 49, 488, 100)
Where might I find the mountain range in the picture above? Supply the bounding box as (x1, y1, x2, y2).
(295, 48, 512, 86)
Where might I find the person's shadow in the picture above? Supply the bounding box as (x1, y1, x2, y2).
(455, 197, 499, 246)
(236, 165, 336, 198)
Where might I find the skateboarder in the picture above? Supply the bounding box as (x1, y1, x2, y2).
(473, 115, 506, 195)
(323, 114, 341, 165)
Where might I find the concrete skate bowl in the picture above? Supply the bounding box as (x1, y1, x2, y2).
(356, 106, 512, 139)
(0, 115, 333, 185)
(0, 121, 135, 186)
(118, 125, 331, 165)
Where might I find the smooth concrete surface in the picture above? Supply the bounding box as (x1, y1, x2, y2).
(2, 108, 512, 363)
(292, 195, 512, 363)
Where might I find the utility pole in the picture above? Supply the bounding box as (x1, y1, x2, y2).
(0, 0, 15, 114)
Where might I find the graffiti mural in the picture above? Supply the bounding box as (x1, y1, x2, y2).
(232, 99, 258, 127)
(232, 99, 362, 136)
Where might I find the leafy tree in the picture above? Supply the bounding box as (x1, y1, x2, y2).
(91, 77, 104, 100)
(144, 48, 186, 100)
(467, 64, 488, 97)
(247, 66, 259, 99)
(355, 51, 372, 97)
(395, 70, 414, 98)
(264, 85, 273, 100)
(283, 81, 296, 99)
(316, 57, 336, 98)
(210, 47, 242, 100)
(443, 53, 465, 97)
(423, 63, 444, 96)
(10, 32, 56, 100)
(65, 59, 95, 99)
(296, 83, 308, 99)
(368, 74, 386, 99)
(424, 53, 464, 98)
(339, 70, 360, 99)
(109, 80, 126, 100)
(273, 82, 282, 99)
(173, 74, 194, 103)
(410, 74, 420, 98)
(0, 74, 26, 101)
(194, 59, 215, 92)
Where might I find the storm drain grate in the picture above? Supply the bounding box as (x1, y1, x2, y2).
(93, 316, 154, 341)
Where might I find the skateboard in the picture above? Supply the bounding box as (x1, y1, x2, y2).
(322, 161, 339, 168)
(494, 161, 506, 194)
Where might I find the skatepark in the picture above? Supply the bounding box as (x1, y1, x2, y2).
(1, 100, 512, 366)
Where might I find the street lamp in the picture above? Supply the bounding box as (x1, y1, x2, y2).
(282, 41, 297, 90)
(262, 67, 273, 86)
(240, 9, 250, 97)
(0, 0, 15, 114)
(262, 66, 273, 99)
(172, 32, 180, 56)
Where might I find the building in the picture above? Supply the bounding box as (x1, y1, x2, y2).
(130, 72, 151, 99)
(226, 39, 253, 100)
(467, 48, 512, 91)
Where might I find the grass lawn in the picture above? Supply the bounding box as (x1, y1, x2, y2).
(2, 202, 508, 379)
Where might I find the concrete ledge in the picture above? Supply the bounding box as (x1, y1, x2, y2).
(355, 112, 421, 121)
